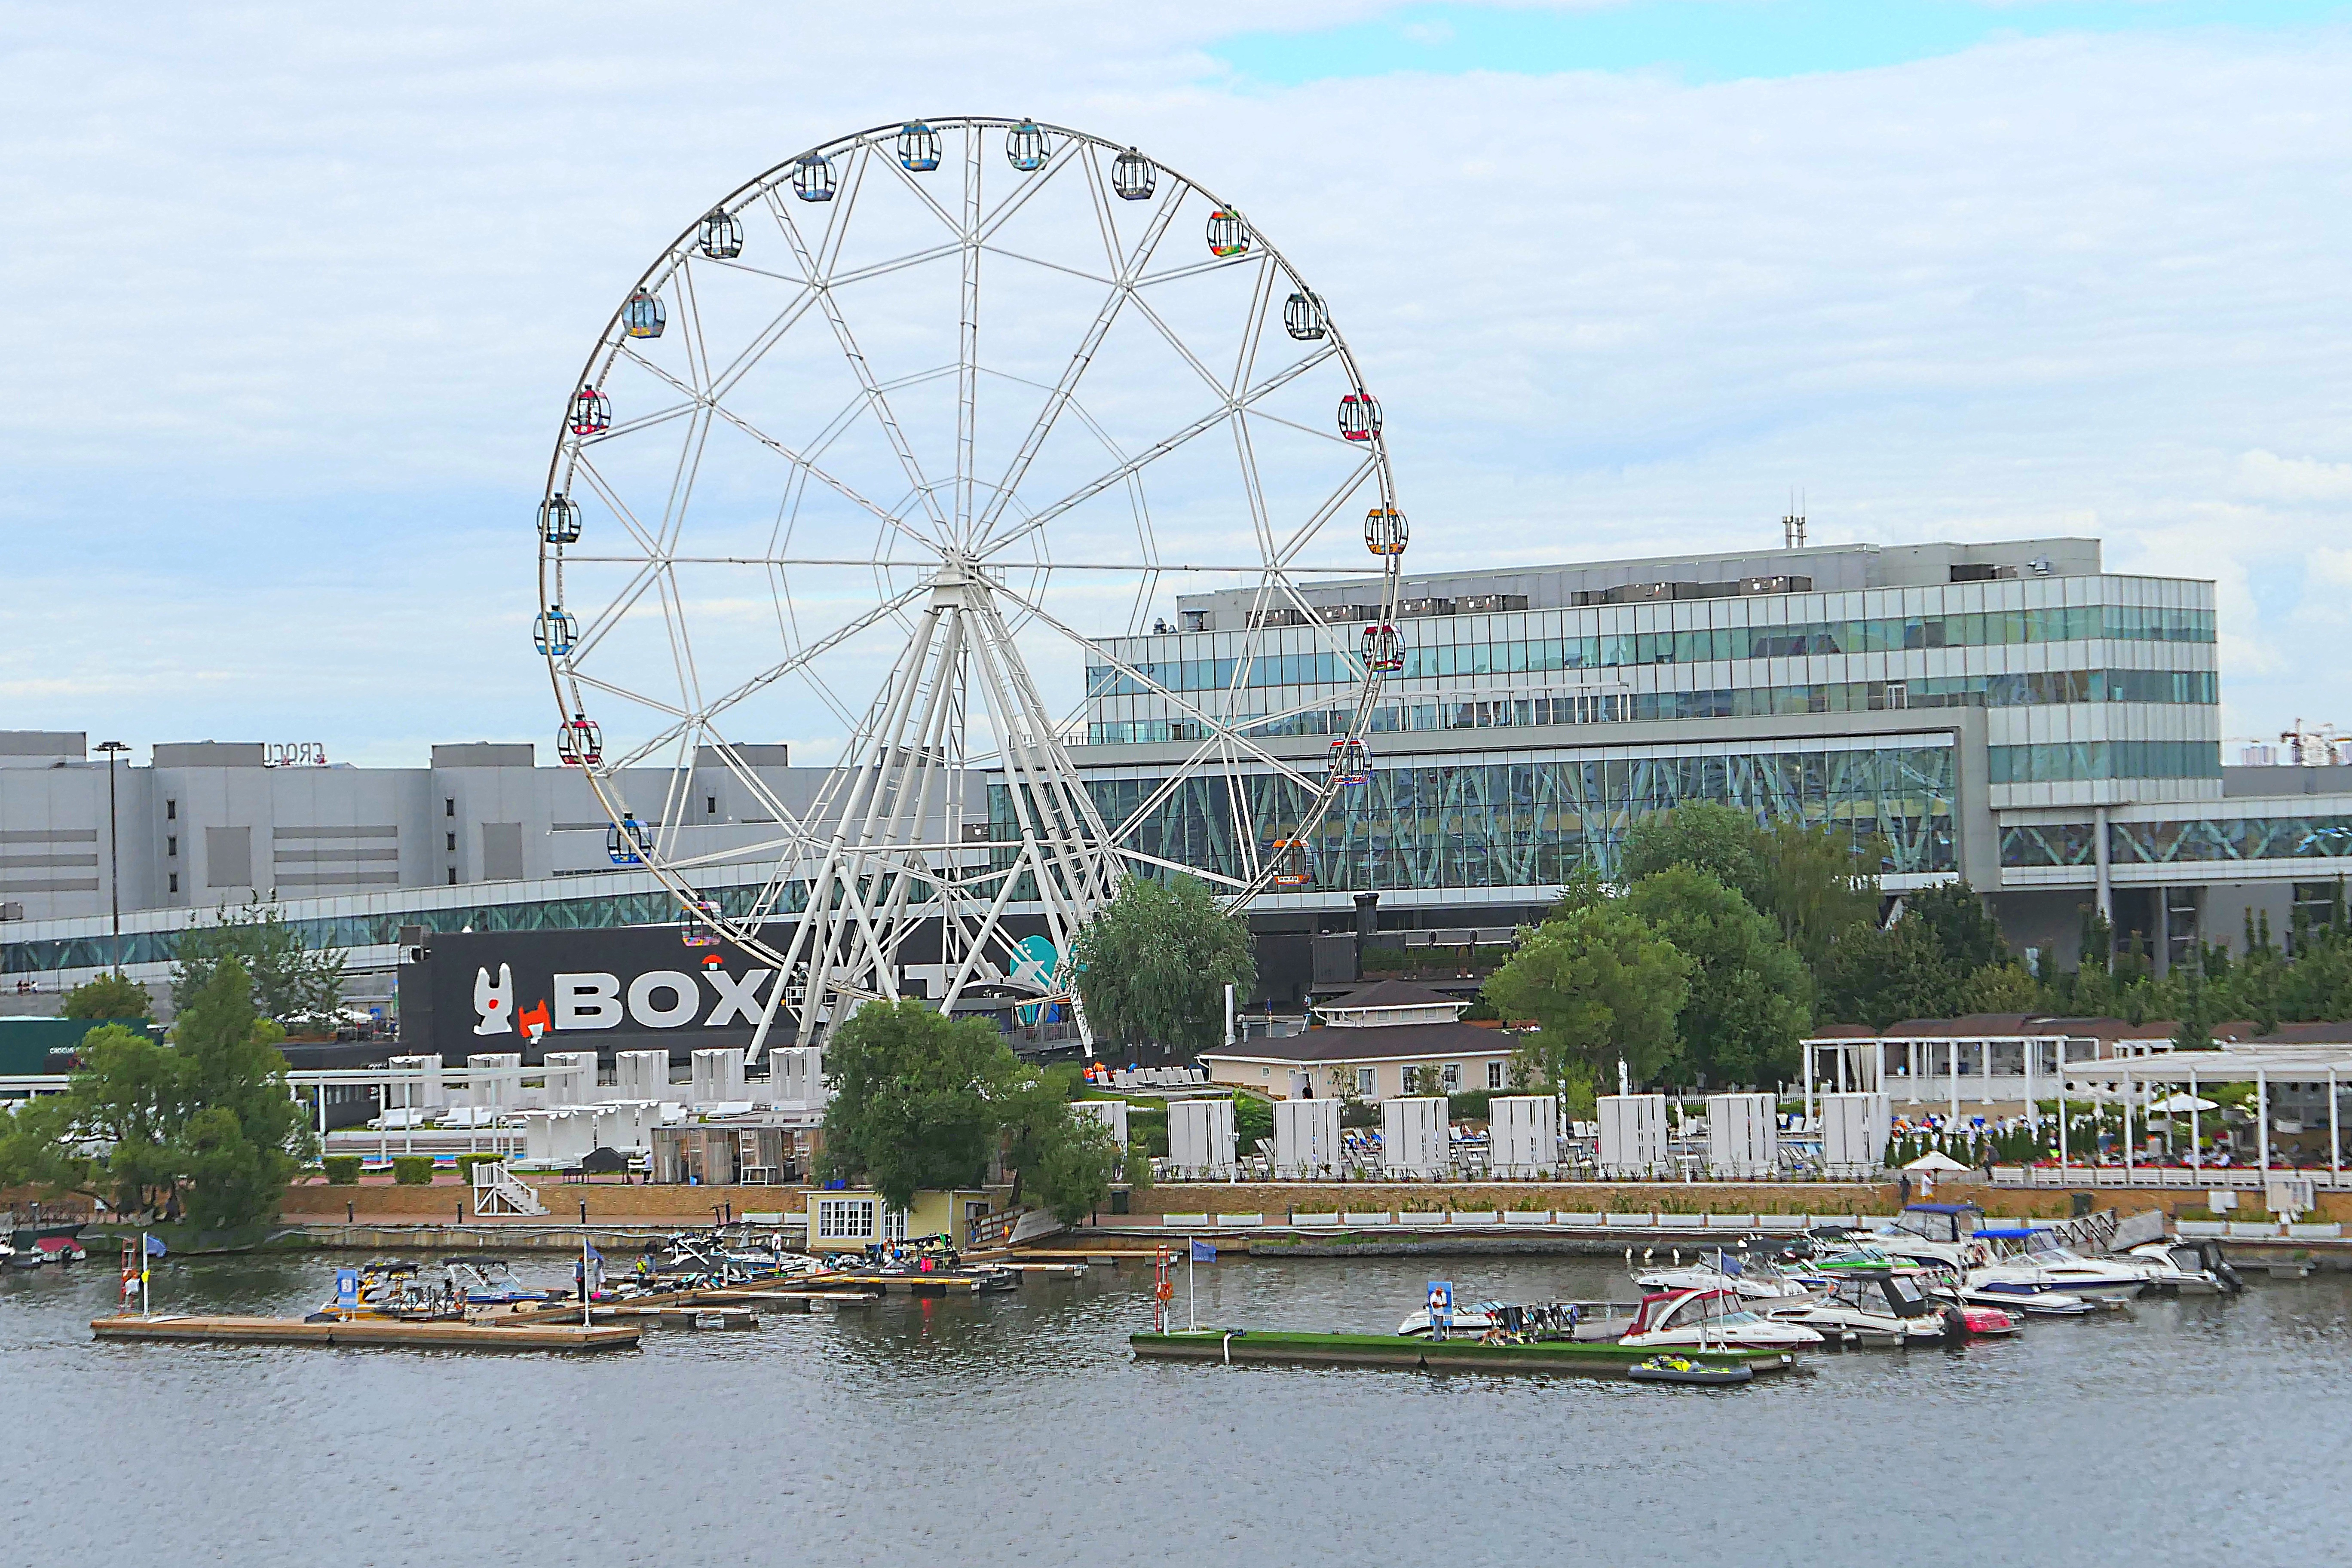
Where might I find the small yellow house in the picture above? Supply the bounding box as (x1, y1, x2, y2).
(804, 1188, 999, 1252)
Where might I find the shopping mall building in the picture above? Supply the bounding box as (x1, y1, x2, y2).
(4, 535, 2346, 1024)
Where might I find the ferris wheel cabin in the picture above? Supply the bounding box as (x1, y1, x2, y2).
(623, 290, 666, 339)
(1006, 119, 1048, 172)
(539, 495, 581, 545)
(1112, 149, 1155, 200)
(898, 122, 941, 172)
(555, 714, 602, 768)
(697, 207, 743, 260)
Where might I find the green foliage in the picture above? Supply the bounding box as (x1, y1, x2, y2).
(821, 999, 1022, 1211)
(1483, 904, 1691, 1091)
(453, 1152, 505, 1184)
(1623, 867, 1811, 1086)
(62, 971, 152, 1021)
(1905, 883, 2012, 974)
(0, 961, 315, 1227)
(1231, 1092, 1274, 1149)
(323, 1155, 362, 1185)
(1618, 804, 1881, 969)
(172, 898, 346, 1032)
(390, 1155, 434, 1186)
(1070, 875, 1255, 1056)
(1958, 963, 2043, 1015)
(1022, 1109, 1121, 1226)
(1121, 1139, 1155, 1193)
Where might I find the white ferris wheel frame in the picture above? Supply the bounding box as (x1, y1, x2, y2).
(536, 115, 1405, 1054)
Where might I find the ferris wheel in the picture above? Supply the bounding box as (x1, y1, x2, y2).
(535, 116, 1407, 1051)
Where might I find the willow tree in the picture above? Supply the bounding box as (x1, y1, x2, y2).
(1070, 875, 1255, 1058)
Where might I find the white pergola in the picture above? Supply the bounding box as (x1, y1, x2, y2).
(2100, 1048, 2352, 1181)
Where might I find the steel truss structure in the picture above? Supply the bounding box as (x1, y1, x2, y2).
(536, 117, 1403, 1051)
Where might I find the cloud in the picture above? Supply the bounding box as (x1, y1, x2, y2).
(2240, 449, 2352, 502)
(3, 6, 2352, 758)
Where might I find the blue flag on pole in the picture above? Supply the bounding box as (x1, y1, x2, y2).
(143, 1235, 167, 1257)
(1189, 1239, 1216, 1262)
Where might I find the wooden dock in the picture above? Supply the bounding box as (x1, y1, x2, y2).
(90, 1314, 642, 1351)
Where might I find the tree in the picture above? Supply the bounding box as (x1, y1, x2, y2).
(1817, 916, 1966, 1029)
(1617, 803, 1880, 968)
(0, 960, 314, 1227)
(1070, 875, 1254, 1057)
(62, 971, 152, 1020)
(820, 1000, 1023, 1211)
(1619, 804, 1771, 907)
(1957, 963, 2044, 1015)
(1904, 882, 2012, 974)
(169, 958, 314, 1226)
(172, 899, 345, 1032)
(1623, 867, 1811, 1087)
(1483, 904, 1691, 1091)
(1017, 1106, 1120, 1226)
(1761, 818, 1884, 970)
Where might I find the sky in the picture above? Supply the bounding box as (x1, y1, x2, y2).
(2, 0, 2349, 766)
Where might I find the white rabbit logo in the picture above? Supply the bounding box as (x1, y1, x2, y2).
(473, 964, 514, 1035)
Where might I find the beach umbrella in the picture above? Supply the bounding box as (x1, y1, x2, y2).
(2150, 1092, 2218, 1113)
(1903, 1151, 1969, 1173)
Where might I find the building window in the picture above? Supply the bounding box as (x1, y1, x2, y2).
(1356, 1067, 1376, 1098)
(166, 836, 177, 857)
(816, 1197, 876, 1241)
(165, 799, 177, 821)
(706, 796, 719, 815)
(446, 832, 457, 852)
(445, 798, 456, 818)
(447, 868, 458, 885)
(884, 1208, 910, 1243)
(1441, 1063, 1461, 1092)
(168, 873, 179, 894)
(1487, 1061, 1505, 1090)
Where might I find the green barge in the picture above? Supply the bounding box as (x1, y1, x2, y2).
(1130, 1329, 1798, 1377)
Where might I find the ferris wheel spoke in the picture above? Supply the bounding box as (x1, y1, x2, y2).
(1274, 450, 1384, 569)
(696, 399, 935, 554)
(1112, 845, 1249, 891)
(654, 567, 707, 719)
(969, 181, 1187, 549)
(569, 453, 668, 562)
(569, 671, 691, 721)
(977, 344, 1341, 561)
(767, 178, 952, 539)
(973, 140, 1082, 248)
(982, 578, 1322, 793)
(587, 388, 701, 444)
(1124, 289, 1242, 403)
(603, 583, 928, 772)
(1242, 401, 1365, 450)
(954, 126, 983, 543)
(1133, 251, 1260, 291)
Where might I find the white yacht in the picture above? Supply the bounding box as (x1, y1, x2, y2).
(1966, 1226, 2147, 1303)
(1633, 1248, 1816, 1304)
(1866, 1204, 1993, 1270)
(1615, 1286, 1826, 1353)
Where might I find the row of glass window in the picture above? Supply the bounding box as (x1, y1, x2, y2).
(0, 883, 791, 979)
(1987, 741, 2222, 785)
(1090, 604, 2217, 696)
(2002, 815, 2352, 867)
(1010, 745, 1962, 882)
(1084, 669, 2219, 747)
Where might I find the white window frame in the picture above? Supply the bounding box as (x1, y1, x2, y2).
(1441, 1063, 1461, 1092)
(815, 1197, 876, 1242)
(884, 1207, 910, 1243)
(1356, 1067, 1376, 1098)
(1486, 1060, 1505, 1090)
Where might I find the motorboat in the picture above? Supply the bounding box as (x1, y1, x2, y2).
(1634, 1247, 1816, 1304)
(1613, 1286, 1825, 1353)
(445, 1258, 557, 1307)
(1867, 1203, 1992, 1270)
(1969, 1227, 2147, 1303)
(310, 1260, 459, 1322)
(29, 1236, 86, 1265)
(2126, 1237, 2244, 1295)
(1764, 1270, 1975, 1346)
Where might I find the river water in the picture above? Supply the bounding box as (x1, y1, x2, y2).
(4, 1249, 2347, 1566)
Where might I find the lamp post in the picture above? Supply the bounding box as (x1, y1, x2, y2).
(94, 740, 130, 974)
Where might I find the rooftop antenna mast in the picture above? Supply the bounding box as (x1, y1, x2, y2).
(1782, 489, 1807, 550)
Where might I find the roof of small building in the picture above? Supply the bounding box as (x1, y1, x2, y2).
(1202, 1019, 1518, 1065)
(1318, 979, 1466, 1011)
